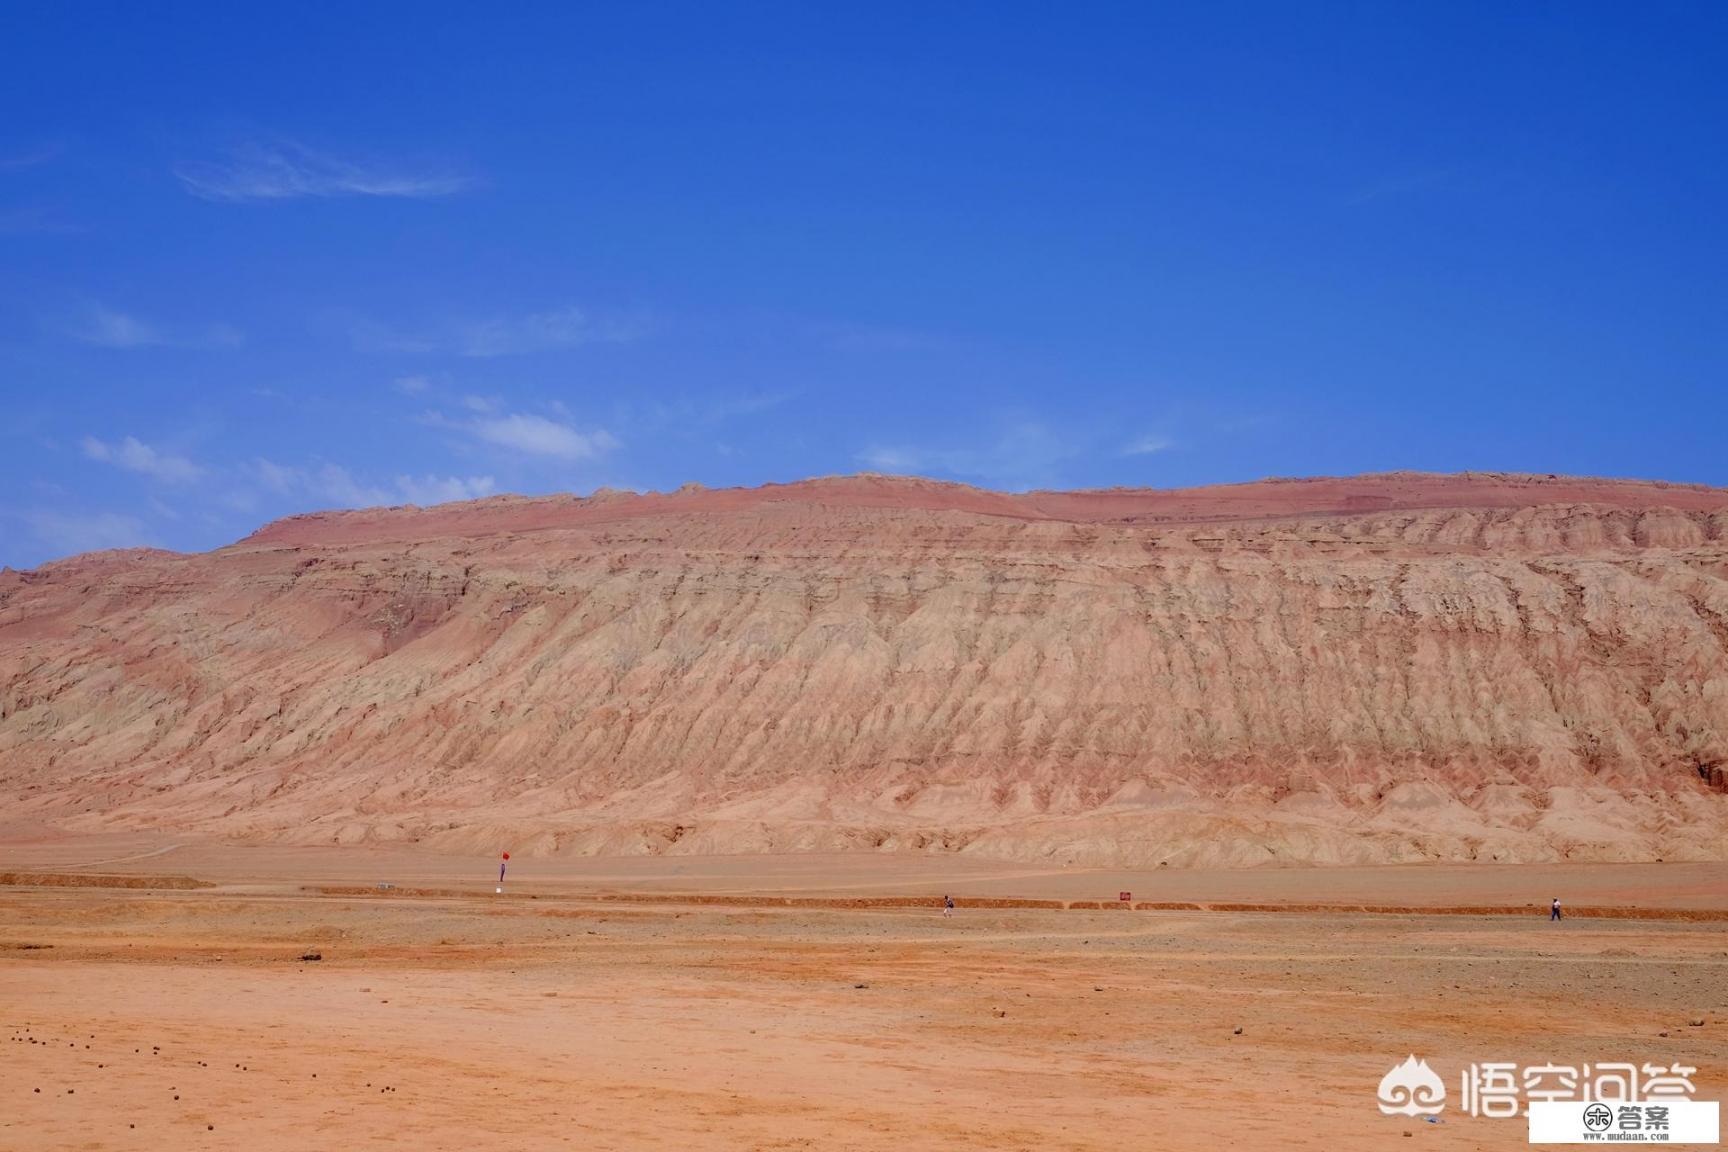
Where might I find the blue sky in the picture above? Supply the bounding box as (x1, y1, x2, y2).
(3, 3, 1725, 568)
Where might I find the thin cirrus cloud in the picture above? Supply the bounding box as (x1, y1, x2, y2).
(394, 473, 499, 505)
(418, 406, 619, 461)
(175, 142, 474, 203)
(467, 412, 619, 460)
(1122, 434, 1174, 456)
(65, 305, 243, 350)
(355, 305, 644, 359)
(73, 307, 158, 348)
(81, 435, 205, 484)
(254, 459, 496, 509)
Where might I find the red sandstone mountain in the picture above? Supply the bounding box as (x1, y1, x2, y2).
(2, 471, 1726, 866)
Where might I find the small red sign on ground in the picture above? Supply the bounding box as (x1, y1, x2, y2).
(1118, 891, 1132, 902)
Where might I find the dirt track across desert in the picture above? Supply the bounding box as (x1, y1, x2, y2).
(3, 841, 1725, 1151)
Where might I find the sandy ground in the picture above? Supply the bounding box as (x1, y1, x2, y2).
(2, 844, 1725, 1150)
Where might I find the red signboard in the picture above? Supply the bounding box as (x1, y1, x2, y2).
(1119, 891, 1132, 902)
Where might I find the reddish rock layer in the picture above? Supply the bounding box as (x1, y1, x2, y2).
(3, 472, 1726, 866)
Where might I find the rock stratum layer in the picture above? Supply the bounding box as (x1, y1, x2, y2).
(3, 472, 1727, 867)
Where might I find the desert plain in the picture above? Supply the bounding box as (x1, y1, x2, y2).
(3, 834, 1725, 1151)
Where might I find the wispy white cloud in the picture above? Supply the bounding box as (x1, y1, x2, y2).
(458, 306, 641, 357)
(65, 305, 242, 350)
(81, 435, 204, 484)
(310, 464, 392, 507)
(856, 446, 920, 471)
(255, 460, 389, 507)
(466, 412, 619, 460)
(394, 473, 497, 504)
(23, 510, 154, 556)
(70, 307, 161, 349)
(393, 375, 431, 395)
(176, 142, 473, 203)
(253, 459, 496, 509)
(354, 304, 644, 358)
(253, 458, 302, 497)
(858, 420, 1075, 490)
(1122, 434, 1174, 456)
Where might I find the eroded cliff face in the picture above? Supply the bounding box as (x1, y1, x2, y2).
(2, 472, 1726, 866)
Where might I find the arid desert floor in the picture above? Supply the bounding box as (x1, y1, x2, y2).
(2, 838, 1724, 1150)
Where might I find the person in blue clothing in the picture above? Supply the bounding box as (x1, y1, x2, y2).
(1550, 897, 1562, 921)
